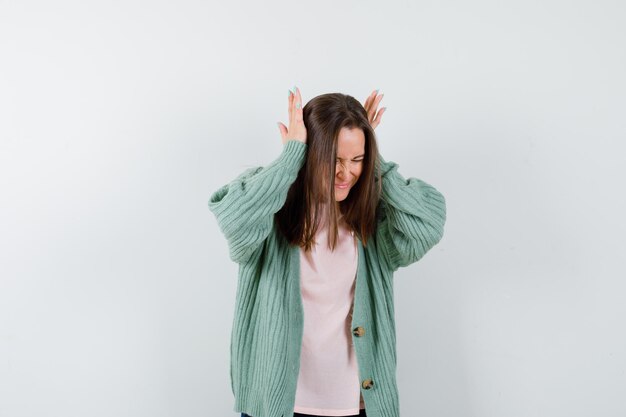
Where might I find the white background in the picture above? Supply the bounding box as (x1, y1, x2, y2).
(1, 1, 625, 416)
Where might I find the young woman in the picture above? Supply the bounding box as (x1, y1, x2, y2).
(209, 87, 447, 417)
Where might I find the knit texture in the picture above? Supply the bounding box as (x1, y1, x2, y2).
(208, 139, 446, 417)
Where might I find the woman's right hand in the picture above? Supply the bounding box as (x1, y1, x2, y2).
(277, 86, 307, 145)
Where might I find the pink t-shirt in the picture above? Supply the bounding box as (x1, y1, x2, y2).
(293, 210, 366, 416)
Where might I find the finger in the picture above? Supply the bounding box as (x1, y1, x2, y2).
(375, 92, 384, 107)
(294, 87, 303, 121)
(288, 88, 294, 125)
(288, 89, 292, 115)
(278, 122, 287, 140)
(372, 107, 386, 127)
(366, 95, 378, 122)
(364, 90, 375, 113)
(363, 90, 376, 113)
(370, 92, 384, 121)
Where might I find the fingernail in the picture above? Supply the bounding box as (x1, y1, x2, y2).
(296, 102, 301, 109)
(375, 89, 379, 94)
(288, 89, 292, 96)
(292, 85, 297, 93)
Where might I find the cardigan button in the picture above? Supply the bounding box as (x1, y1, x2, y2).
(353, 326, 366, 337)
(361, 378, 374, 390)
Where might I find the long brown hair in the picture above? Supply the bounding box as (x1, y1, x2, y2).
(275, 92, 382, 252)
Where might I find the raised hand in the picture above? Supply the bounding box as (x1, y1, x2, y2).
(363, 89, 386, 130)
(277, 86, 307, 145)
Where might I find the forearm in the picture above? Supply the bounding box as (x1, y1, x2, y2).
(208, 139, 307, 263)
(375, 149, 447, 269)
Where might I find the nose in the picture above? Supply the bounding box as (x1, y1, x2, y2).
(336, 159, 356, 175)
(336, 162, 350, 179)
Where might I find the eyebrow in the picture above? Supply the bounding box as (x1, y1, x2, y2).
(336, 154, 365, 159)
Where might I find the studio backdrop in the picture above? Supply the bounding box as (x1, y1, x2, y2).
(1, 1, 625, 417)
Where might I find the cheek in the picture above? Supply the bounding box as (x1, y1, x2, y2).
(353, 166, 363, 180)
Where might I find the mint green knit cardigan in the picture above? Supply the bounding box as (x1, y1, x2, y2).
(208, 139, 446, 417)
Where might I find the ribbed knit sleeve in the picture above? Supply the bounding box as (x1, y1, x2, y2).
(208, 139, 307, 264)
(375, 151, 447, 272)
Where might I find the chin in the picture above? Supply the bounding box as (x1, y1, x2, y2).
(334, 191, 349, 202)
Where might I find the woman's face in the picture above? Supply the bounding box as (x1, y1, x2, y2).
(333, 127, 365, 202)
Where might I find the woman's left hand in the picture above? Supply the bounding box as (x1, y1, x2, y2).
(363, 89, 386, 130)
